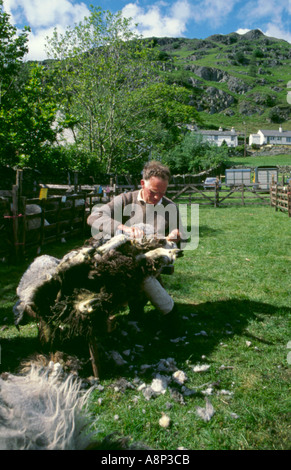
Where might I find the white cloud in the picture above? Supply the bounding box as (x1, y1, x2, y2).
(25, 26, 68, 61)
(190, 0, 239, 27)
(3, 0, 90, 28)
(238, 0, 283, 23)
(2, 0, 90, 60)
(236, 28, 250, 35)
(264, 22, 291, 43)
(122, 1, 191, 37)
(122, 0, 241, 38)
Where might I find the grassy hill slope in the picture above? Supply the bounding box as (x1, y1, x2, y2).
(151, 29, 291, 135)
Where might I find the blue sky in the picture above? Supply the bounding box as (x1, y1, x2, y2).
(3, 0, 291, 60)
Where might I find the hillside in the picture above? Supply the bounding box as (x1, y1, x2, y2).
(151, 29, 291, 135)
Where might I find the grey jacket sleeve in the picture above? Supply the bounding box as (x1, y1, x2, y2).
(87, 194, 125, 239)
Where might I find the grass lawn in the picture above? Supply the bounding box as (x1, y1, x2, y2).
(0, 205, 290, 450)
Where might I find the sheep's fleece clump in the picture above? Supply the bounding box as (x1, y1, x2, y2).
(0, 365, 93, 450)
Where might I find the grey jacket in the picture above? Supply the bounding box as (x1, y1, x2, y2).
(87, 190, 185, 241)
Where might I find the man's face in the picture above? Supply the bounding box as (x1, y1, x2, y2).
(141, 176, 168, 204)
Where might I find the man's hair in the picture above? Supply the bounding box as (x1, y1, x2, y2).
(142, 161, 171, 182)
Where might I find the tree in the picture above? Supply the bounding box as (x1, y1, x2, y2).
(0, 0, 30, 164)
(0, 2, 62, 168)
(46, 6, 199, 175)
(4, 64, 66, 168)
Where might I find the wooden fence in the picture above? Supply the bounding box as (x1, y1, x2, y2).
(168, 183, 270, 207)
(2, 172, 286, 261)
(270, 183, 291, 217)
(0, 186, 88, 261)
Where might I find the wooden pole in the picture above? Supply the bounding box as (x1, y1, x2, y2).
(214, 178, 219, 207)
(16, 169, 23, 198)
(10, 170, 25, 261)
(241, 184, 245, 206)
(12, 185, 19, 261)
(74, 172, 78, 193)
(19, 196, 26, 257)
(88, 335, 100, 379)
(275, 183, 278, 211)
(39, 198, 45, 249)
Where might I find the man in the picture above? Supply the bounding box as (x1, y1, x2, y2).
(87, 160, 185, 244)
(87, 161, 186, 336)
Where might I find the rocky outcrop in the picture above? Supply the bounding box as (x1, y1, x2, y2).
(227, 76, 253, 94)
(185, 65, 253, 96)
(239, 100, 264, 116)
(185, 65, 229, 82)
(190, 86, 236, 114)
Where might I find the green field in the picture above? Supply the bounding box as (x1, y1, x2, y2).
(229, 153, 291, 168)
(1, 204, 290, 450)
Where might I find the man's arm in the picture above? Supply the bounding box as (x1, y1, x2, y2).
(87, 194, 124, 238)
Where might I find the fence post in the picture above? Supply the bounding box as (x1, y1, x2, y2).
(39, 198, 46, 248)
(74, 171, 78, 193)
(275, 182, 278, 211)
(214, 179, 219, 207)
(241, 184, 245, 206)
(288, 183, 291, 217)
(12, 185, 19, 261)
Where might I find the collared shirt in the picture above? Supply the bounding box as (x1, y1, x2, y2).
(137, 189, 163, 205)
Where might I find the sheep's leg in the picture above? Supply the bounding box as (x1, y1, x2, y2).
(96, 234, 129, 255)
(141, 276, 174, 315)
(88, 335, 100, 379)
(107, 314, 117, 333)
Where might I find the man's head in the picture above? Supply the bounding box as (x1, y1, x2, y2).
(141, 161, 170, 204)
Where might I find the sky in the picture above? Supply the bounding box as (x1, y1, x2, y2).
(3, 0, 291, 61)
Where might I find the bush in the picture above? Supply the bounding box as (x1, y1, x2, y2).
(162, 132, 229, 174)
(268, 108, 283, 123)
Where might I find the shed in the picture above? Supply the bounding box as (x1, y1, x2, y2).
(225, 169, 252, 186)
(254, 166, 278, 190)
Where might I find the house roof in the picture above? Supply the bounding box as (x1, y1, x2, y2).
(259, 129, 291, 137)
(198, 130, 238, 136)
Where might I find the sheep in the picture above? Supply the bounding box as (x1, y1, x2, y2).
(13, 234, 183, 377)
(25, 204, 50, 230)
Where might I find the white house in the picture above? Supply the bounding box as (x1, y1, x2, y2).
(190, 126, 238, 147)
(249, 127, 291, 145)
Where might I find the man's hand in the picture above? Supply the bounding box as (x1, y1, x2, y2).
(118, 224, 145, 239)
(166, 229, 181, 243)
